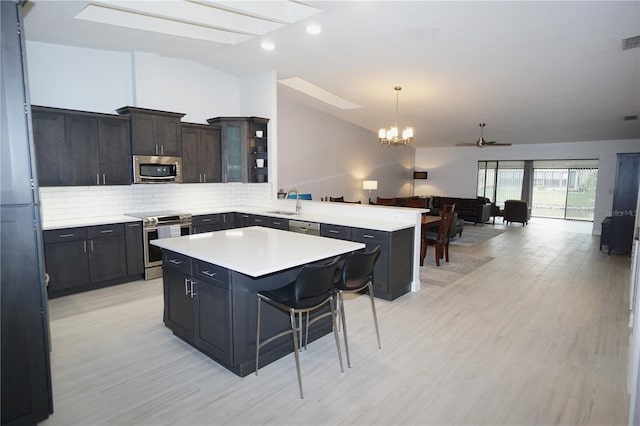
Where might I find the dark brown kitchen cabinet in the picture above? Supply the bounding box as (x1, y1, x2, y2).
(65, 113, 100, 185)
(162, 252, 233, 365)
(193, 260, 233, 366)
(32, 108, 66, 186)
(207, 116, 269, 183)
(44, 223, 128, 298)
(182, 123, 221, 183)
(320, 223, 352, 241)
(2, 4, 53, 424)
(117, 106, 185, 156)
(250, 214, 288, 230)
(43, 228, 91, 292)
(609, 153, 640, 254)
(351, 226, 414, 301)
(87, 224, 128, 282)
(193, 213, 231, 234)
(234, 213, 252, 228)
(163, 266, 195, 343)
(32, 106, 131, 186)
(125, 222, 144, 277)
(97, 117, 131, 185)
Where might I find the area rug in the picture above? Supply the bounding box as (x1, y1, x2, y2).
(420, 251, 494, 287)
(449, 224, 505, 246)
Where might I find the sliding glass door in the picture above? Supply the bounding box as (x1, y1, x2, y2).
(477, 161, 524, 208)
(478, 159, 598, 222)
(531, 160, 598, 221)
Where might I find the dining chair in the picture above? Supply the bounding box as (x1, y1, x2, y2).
(255, 257, 343, 399)
(334, 246, 382, 368)
(421, 203, 456, 267)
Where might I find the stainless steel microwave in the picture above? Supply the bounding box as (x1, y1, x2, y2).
(133, 155, 182, 183)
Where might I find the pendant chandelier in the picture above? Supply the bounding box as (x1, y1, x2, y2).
(378, 86, 413, 146)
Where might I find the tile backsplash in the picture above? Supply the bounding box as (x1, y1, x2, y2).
(39, 183, 273, 222)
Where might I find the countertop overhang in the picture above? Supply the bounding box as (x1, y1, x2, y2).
(151, 226, 365, 277)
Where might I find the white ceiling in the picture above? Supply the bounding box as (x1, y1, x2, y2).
(22, 1, 640, 148)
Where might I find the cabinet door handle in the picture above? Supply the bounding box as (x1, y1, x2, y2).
(329, 230, 340, 234)
(160, 145, 164, 155)
(102, 174, 106, 185)
(201, 219, 211, 222)
(201, 270, 216, 277)
(190, 280, 197, 298)
(96, 173, 100, 185)
(100, 229, 114, 234)
(155, 144, 158, 155)
(59, 233, 75, 238)
(362, 234, 375, 239)
(169, 259, 182, 265)
(90, 240, 94, 251)
(83, 241, 87, 253)
(203, 173, 206, 182)
(184, 278, 190, 296)
(128, 223, 140, 228)
(254, 219, 262, 223)
(273, 221, 281, 225)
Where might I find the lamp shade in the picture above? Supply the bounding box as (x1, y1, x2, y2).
(363, 180, 378, 190)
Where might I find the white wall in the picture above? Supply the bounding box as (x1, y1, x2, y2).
(131, 51, 240, 123)
(277, 95, 415, 203)
(26, 41, 133, 113)
(415, 139, 640, 234)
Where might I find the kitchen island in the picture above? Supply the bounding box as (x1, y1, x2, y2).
(151, 226, 364, 377)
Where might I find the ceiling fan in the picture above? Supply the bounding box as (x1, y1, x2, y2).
(456, 123, 512, 148)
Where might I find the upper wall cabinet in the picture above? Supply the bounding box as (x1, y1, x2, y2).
(32, 106, 131, 186)
(181, 123, 221, 183)
(116, 106, 185, 157)
(206, 116, 269, 183)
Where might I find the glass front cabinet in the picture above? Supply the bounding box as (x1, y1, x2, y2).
(207, 116, 269, 183)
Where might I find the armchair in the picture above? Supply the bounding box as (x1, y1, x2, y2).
(503, 200, 531, 225)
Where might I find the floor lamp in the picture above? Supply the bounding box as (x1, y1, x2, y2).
(363, 180, 378, 204)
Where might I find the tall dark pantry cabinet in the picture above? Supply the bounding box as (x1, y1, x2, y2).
(1, 2, 54, 425)
(610, 153, 640, 254)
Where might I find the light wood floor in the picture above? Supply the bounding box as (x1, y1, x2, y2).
(42, 219, 631, 425)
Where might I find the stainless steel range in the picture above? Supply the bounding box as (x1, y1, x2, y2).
(126, 211, 192, 280)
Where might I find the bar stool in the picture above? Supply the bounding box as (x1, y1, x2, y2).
(335, 245, 381, 368)
(255, 257, 343, 399)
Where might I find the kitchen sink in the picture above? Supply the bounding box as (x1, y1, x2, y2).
(266, 211, 298, 216)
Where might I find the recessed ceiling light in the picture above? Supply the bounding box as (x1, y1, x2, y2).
(261, 41, 275, 51)
(306, 24, 321, 35)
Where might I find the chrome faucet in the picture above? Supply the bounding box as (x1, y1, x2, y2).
(285, 188, 302, 213)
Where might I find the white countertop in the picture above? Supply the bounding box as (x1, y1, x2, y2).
(193, 207, 417, 232)
(42, 215, 140, 230)
(151, 226, 365, 277)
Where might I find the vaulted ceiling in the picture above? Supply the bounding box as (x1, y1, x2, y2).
(22, 1, 640, 147)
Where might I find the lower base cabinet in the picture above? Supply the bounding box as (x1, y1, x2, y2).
(161, 249, 331, 377)
(44, 223, 129, 298)
(192, 213, 232, 234)
(163, 251, 233, 365)
(323, 225, 414, 301)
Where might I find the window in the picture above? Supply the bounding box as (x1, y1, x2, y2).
(532, 160, 598, 221)
(477, 161, 524, 208)
(477, 159, 598, 222)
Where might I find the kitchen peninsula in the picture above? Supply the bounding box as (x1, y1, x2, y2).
(151, 226, 364, 376)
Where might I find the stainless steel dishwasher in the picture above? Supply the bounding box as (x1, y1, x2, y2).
(288, 220, 320, 236)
